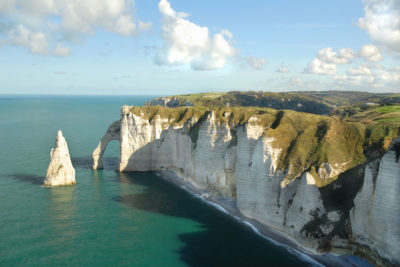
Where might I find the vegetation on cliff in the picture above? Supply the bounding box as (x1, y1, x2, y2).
(128, 101, 400, 188)
(145, 91, 400, 115)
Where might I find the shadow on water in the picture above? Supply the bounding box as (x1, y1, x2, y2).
(114, 172, 310, 267)
(4, 174, 45, 185)
(71, 157, 93, 170)
(71, 157, 119, 171)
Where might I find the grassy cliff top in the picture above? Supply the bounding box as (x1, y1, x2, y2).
(128, 105, 400, 187)
(335, 104, 400, 125)
(145, 91, 400, 116)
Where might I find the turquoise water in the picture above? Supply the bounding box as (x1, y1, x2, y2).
(0, 96, 311, 266)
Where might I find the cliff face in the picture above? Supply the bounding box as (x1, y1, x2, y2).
(44, 130, 76, 186)
(118, 106, 236, 196)
(93, 105, 400, 264)
(350, 138, 400, 265)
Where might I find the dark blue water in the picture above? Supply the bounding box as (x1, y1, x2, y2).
(0, 95, 312, 266)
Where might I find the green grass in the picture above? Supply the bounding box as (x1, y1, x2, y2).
(377, 105, 400, 113)
(376, 117, 400, 123)
(148, 91, 400, 116)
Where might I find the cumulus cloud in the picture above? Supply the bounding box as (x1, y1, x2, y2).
(0, 0, 151, 55)
(53, 44, 70, 57)
(359, 0, 400, 52)
(306, 45, 383, 75)
(155, 0, 237, 70)
(246, 56, 267, 70)
(276, 66, 289, 73)
(335, 64, 400, 90)
(375, 69, 400, 83)
(359, 44, 383, 62)
(317, 47, 355, 64)
(289, 77, 303, 85)
(334, 74, 374, 86)
(6, 24, 48, 54)
(346, 65, 372, 76)
(306, 58, 337, 75)
(58, 0, 151, 38)
(305, 47, 355, 75)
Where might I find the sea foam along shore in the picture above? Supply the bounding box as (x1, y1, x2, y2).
(156, 169, 367, 267)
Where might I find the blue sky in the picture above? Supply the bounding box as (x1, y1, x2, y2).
(0, 0, 399, 95)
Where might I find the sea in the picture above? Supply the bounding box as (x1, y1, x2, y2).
(0, 95, 314, 266)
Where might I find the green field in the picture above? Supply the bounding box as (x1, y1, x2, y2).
(376, 117, 400, 123)
(377, 105, 400, 114)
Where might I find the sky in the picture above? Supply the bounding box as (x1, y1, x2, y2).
(0, 0, 399, 95)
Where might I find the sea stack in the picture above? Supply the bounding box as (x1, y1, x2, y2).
(44, 130, 76, 186)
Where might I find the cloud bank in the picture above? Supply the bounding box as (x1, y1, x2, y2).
(246, 56, 267, 70)
(0, 0, 151, 55)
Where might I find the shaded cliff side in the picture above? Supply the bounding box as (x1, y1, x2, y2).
(93, 105, 400, 265)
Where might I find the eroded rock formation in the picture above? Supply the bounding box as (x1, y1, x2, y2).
(92, 121, 120, 169)
(44, 130, 75, 186)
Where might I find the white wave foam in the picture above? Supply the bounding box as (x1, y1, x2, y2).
(236, 218, 323, 267)
(203, 200, 229, 214)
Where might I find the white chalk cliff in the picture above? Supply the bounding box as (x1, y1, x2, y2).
(93, 105, 400, 265)
(350, 137, 400, 265)
(44, 130, 76, 186)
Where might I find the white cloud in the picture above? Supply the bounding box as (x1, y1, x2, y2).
(305, 58, 337, 75)
(0, 0, 15, 13)
(306, 45, 384, 75)
(359, 44, 383, 62)
(246, 56, 267, 70)
(0, 0, 151, 55)
(6, 24, 48, 54)
(305, 47, 355, 75)
(334, 74, 371, 86)
(289, 77, 302, 85)
(316, 47, 354, 64)
(375, 69, 400, 83)
(346, 65, 372, 76)
(276, 66, 289, 73)
(335, 64, 400, 90)
(53, 44, 70, 57)
(359, 0, 400, 52)
(155, 0, 237, 70)
(59, 0, 150, 38)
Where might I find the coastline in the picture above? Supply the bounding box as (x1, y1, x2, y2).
(156, 169, 370, 267)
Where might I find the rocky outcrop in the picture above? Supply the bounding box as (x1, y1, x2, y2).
(93, 105, 400, 264)
(350, 137, 400, 265)
(92, 121, 120, 169)
(44, 130, 76, 186)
